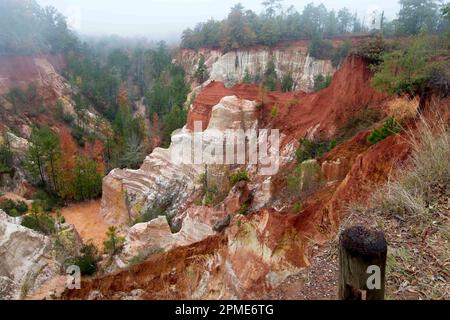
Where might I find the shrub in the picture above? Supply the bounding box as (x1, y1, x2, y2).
(296, 138, 336, 163)
(271, 105, 279, 118)
(313, 74, 332, 91)
(281, 74, 294, 92)
(103, 226, 125, 255)
(0, 199, 28, 217)
(292, 202, 303, 214)
(65, 243, 100, 276)
(263, 59, 277, 91)
(238, 203, 249, 216)
(21, 202, 56, 235)
(336, 107, 382, 143)
(32, 190, 62, 213)
(372, 35, 449, 97)
(0, 144, 13, 174)
(368, 117, 401, 144)
(243, 68, 252, 84)
(230, 170, 250, 186)
(132, 207, 166, 225)
(309, 37, 334, 60)
(203, 185, 219, 206)
(373, 115, 449, 228)
(194, 55, 209, 83)
(353, 34, 386, 65)
(71, 125, 85, 147)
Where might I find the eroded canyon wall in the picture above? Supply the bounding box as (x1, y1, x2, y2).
(176, 42, 335, 92)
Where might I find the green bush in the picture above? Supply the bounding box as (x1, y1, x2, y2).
(103, 226, 125, 255)
(271, 105, 279, 118)
(309, 37, 334, 60)
(296, 138, 336, 163)
(368, 117, 401, 144)
(71, 125, 85, 147)
(132, 207, 166, 225)
(202, 185, 220, 207)
(336, 107, 382, 143)
(281, 74, 294, 92)
(65, 243, 100, 276)
(0, 199, 28, 217)
(0, 144, 13, 174)
(21, 203, 55, 235)
(238, 203, 249, 216)
(32, 190, 62, 213)
(292, 202, 303, 214)
(230, 170, 250, 186)
(353, 35, 386, 65)
(313, 74, 332, 91)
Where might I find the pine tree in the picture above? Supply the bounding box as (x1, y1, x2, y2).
(103, 226, 125, 255)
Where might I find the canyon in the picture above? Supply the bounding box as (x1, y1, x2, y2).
(0, 38, 445, 300)
(61, 54, 415, 299)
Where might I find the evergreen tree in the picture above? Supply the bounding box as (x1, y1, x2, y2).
(103, 226, 125, 255)
(25, 127, 61, 192)
(263, 59, 278, 91)
(243, 68, 252, 84)
(74, 155, 103, 201)
(397, 0, 440, 35)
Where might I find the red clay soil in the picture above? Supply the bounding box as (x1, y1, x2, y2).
(187, 56, 388, 142)
(0, 54, 65, 97)
(62, 234, 229, 300)
(59, 56, 418, 300)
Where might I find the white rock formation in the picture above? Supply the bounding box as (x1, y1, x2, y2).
(101, 96, 259, 227)
(0, 210, 61, 300)
(177, 46, 335, 92)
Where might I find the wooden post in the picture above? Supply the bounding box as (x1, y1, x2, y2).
(338, 226, 387, 300)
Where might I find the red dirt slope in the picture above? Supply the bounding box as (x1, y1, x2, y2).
(187, 56, 387, 142)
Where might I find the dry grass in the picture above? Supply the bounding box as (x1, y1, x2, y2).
(347, 114, 450, 299)
(375, 115, 449, 230)
(386, 97, 419, 122)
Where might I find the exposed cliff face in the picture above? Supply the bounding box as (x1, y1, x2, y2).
(63, 55, 409, 300)
(101, 95, 260, 227)
(176, 41, 335, 92)
(0, 210, 60, 300)
(0, 54, 67, 103)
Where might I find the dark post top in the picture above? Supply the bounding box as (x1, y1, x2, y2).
(340, 225, 387, 260)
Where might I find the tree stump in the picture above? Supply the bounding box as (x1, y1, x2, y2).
(338, 226, 387, 300)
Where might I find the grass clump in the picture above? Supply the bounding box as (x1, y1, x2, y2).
(230, 170, 250, 186)
(368, 117, 401, 145)
(374, 116, 449, 228)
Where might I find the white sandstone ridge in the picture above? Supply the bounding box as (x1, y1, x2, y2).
(101, 95, 259, 227)
(0, 210, 60, 300)
(176, 44, 335, 92)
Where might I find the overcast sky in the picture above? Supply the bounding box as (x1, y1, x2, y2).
(36, 0, 401, 41)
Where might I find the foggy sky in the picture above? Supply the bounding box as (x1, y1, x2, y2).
(36, 0, 401, 41)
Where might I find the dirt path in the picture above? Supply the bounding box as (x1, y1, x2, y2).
(60, 200, 110, 248)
